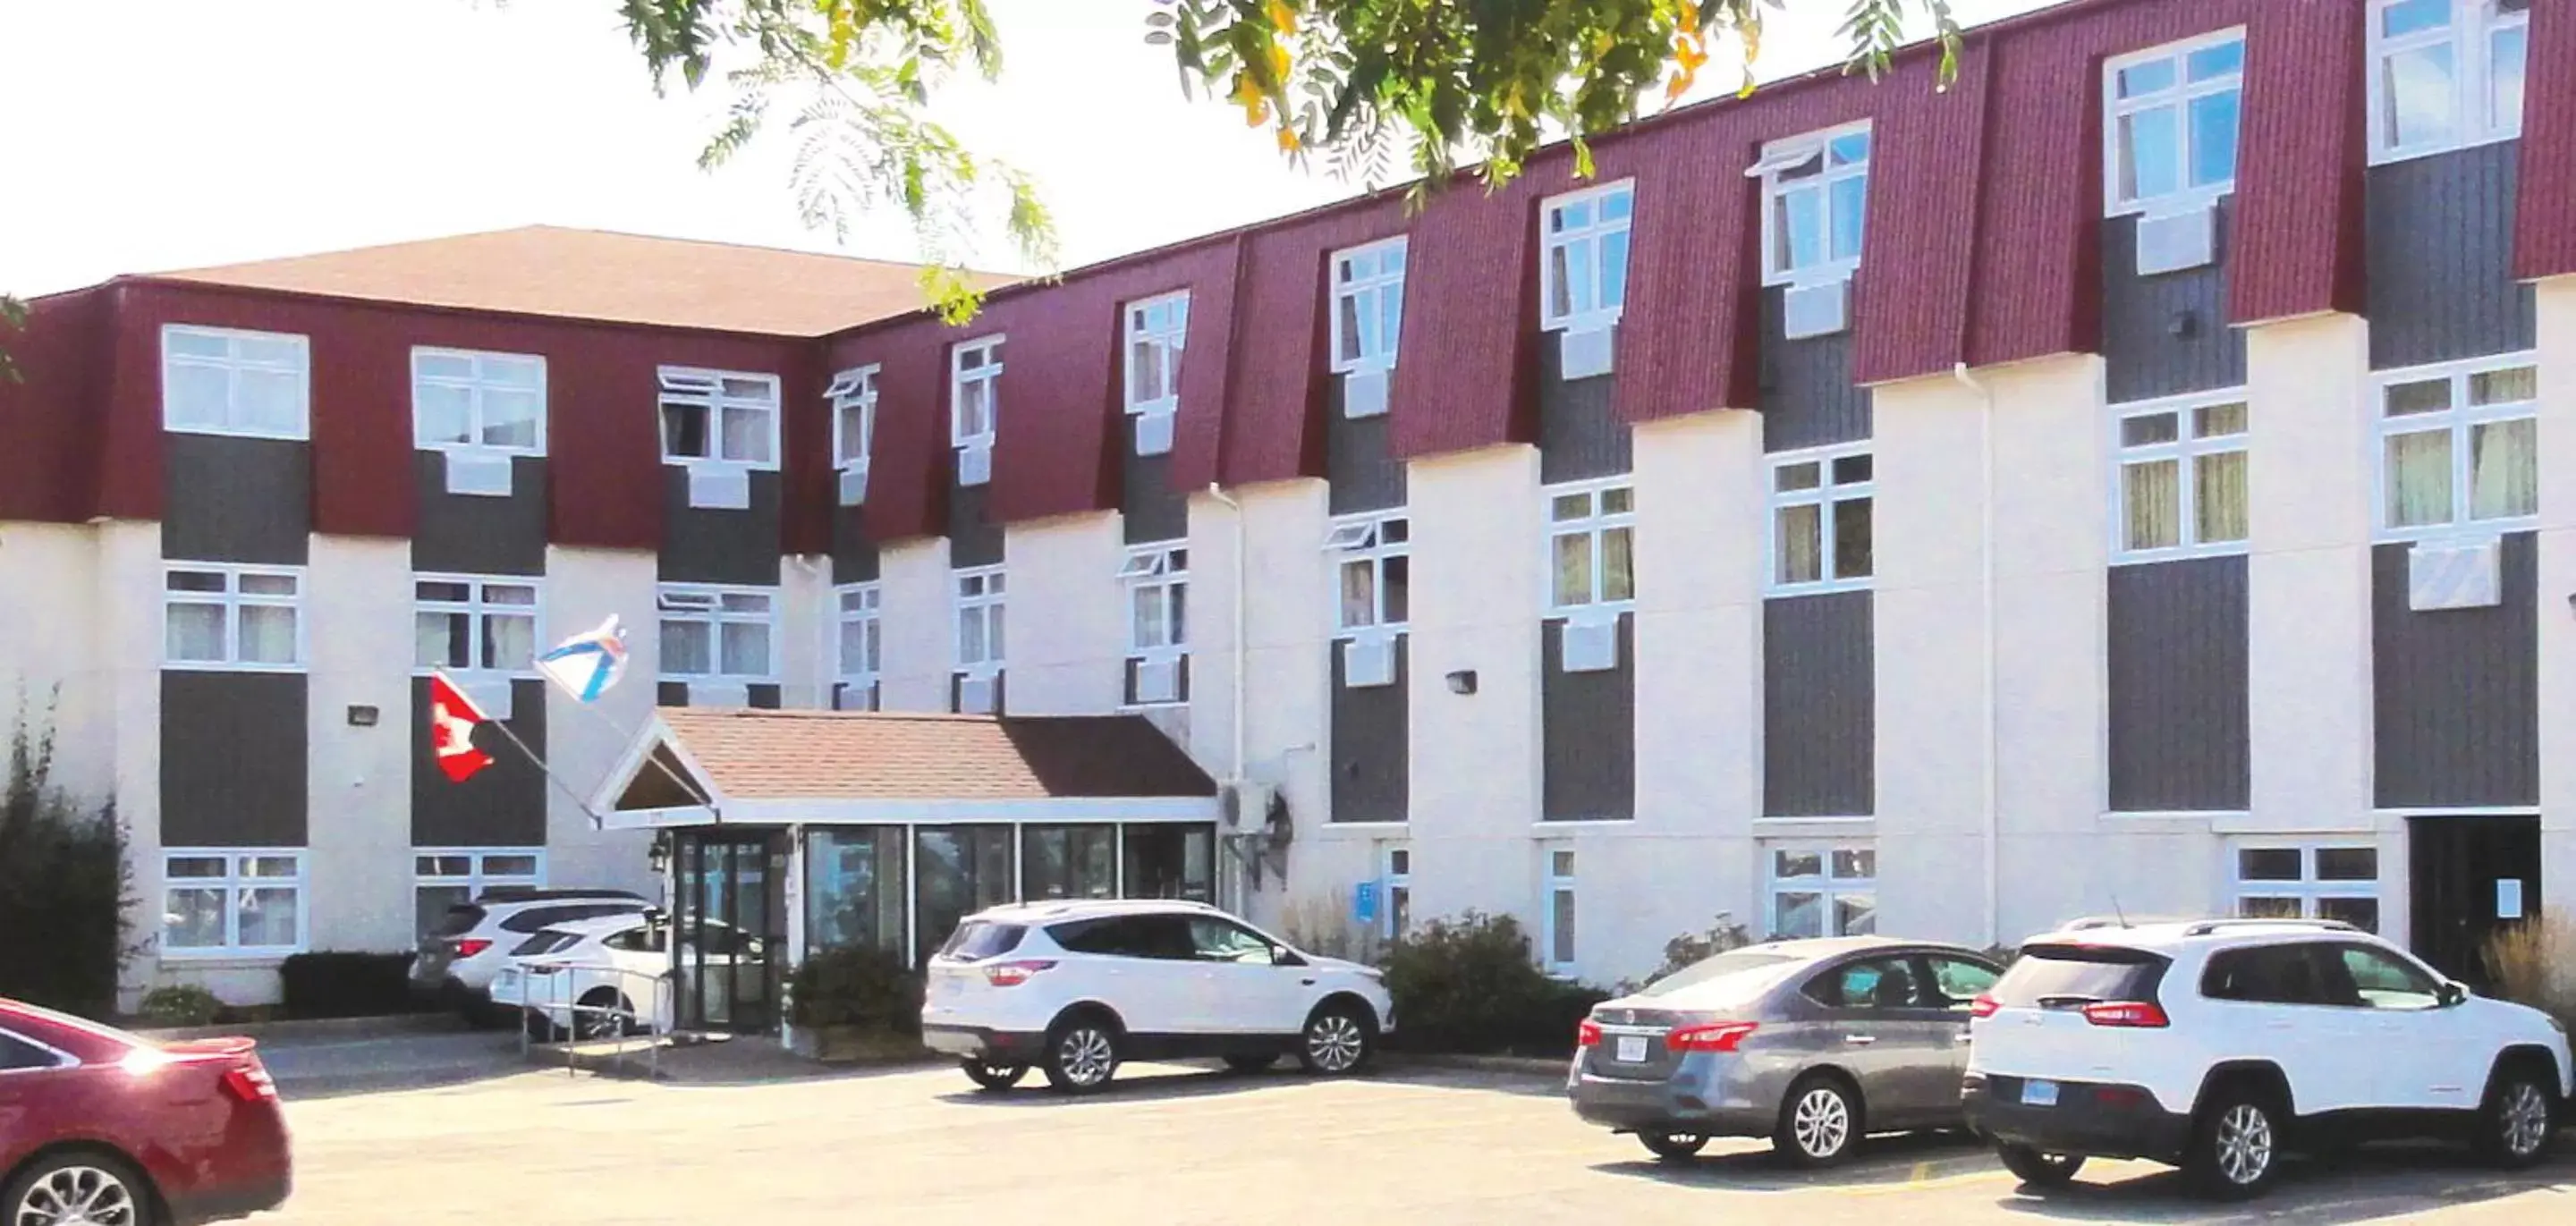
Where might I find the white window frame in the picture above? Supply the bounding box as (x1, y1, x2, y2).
(161, 850, 307, 959)
(1120, 545, 1189, 659)
(160, 325, 311, 441)
(163, 563, 306, 672)
(953, 565, 1006, 675)
(1123, 292, 1191, 419)
(1542, 478, 1636, 617)
(828, 364, 880, 486)
(951, 335, 1004, 452)
(835, 581, 883, 706)
(411, 347, 547, 456)
(2109, 390, 2251, 563)
(656, 366, 781, 469)
(1766, 443, 1875, 596)
(1538, 180, 1635, 334)
(2102, 28, 2248, 216)
(1328, 510, 1411, 636)
(1766, 844, 1878, 941)
(656, 583, 777, 681)
(2371, 351, 2539, 541)
(1755, 122, 1872, 287)
(2368, 0, 2529, 165)
(412, 574, 542, 679)
(2229, 841, 2384, 932)
(1542, 847, 1578, 976)
(1382, 845, 1412, 943)
(1330, 237, 1408, 374)
(412, 848, 544, 934)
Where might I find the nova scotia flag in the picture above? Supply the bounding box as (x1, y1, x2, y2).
(536, 615, 630, 703)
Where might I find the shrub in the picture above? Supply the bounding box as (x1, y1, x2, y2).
(2485, 912, 2576, 1028)
(280, 951, 424, 1019)
(789, 943, 922, 1035)
(1379, 911, 1609, 1058)
(0, 693, 139, 1019)
(1638, 913, 1752, 989)
(138, 985, 221, 1028)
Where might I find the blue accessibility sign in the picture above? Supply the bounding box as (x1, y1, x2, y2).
(1353, 880, 1380, 925)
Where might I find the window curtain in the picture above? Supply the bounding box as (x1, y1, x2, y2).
(2123, 459, 2181, 550)
(2385, 430, 2453, 528)
(236, 606, 297, 665)
(2194, 451, 2250, 542)
(1775, 503, 1822, 584)
(2470, 419, 2538, 520)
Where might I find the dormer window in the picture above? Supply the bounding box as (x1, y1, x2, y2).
(1755, 123, 1870, 287)
(658, 367, 778, 510)
(828, 365, 878, 506)
(1124, 293, 1189, 456)
(952, 336, 1002, 486)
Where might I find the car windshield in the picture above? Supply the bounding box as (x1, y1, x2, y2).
(939, 921, 1028, 961)
(1991, 943, 2171, 1008)
(1634, 951, 1801, 998)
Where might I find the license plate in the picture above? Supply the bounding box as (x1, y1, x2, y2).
(1614, 1035, 1648, 1063)
(2021, 1079, 2060, 1108)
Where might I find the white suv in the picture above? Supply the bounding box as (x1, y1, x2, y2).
(919, 899, 1395, 1094)
(1964, 917, 2571, 1199)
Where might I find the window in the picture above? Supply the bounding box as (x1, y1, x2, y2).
(413, 576, 538, 675)
(836, 582, 882, 709)
(1383, 846, 1412, 942)
(2334, 943, 2444, 1010)
(828, 365, 879, 503)
(1120, 545, 1187, 657)
(2201, 943, 2333, 1004)
(1331, 238, 1407, 373)
(1021, 825, 1116, 901)
(161, 326, 309, 440)
(2233, 842, 2382, 933)
(951, 336, 1003, 479)
(1808, 957, 1922, 1010)
(1544, 848, 1578, 974)
(657, 585, 775, 680)
(1329, 512, 1411, 634)
(163, 850, 304, 956)
(164, 564, 302, 670)
(2369, 0, 2529, 162)
(1545, 480, 1635, 613)
(954, 566, 1005, 672)
(1188, 917, 1280, 964)
(1540, 182, 1634, 331)
(2377, 357, 2538, 536)
(1757, 124, 1870, 284)
(413, 349, 545, 453)
(1769, 846, 1877, 939)
(1926, 955, 2003, 1010)
(412, 850, 541, 940)
(2104, 30, 2245, 215)
(2114, 393, 2250, 559)
(657, 368, 779, 467)
(0, 1031, 68, 1072)
(1124, 293, 1189, 415)
(1768, 445, 1873, 594)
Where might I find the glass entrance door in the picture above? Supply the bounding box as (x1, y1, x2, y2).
(674, 831, 786, 1034)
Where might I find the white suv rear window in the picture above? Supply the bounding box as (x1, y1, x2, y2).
(940, 921, 1028, 961)
(1992, 943, 2171, 1008)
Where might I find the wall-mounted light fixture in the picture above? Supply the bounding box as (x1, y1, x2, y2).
(345, 705, 379, 727)
(1445, 670, 1479, 696)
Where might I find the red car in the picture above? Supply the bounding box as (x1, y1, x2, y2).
(0, 998, 291, 1225)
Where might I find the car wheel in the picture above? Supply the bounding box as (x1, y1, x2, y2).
(962, 1058, 1030, 1091)
(1224, 1053, 1281, 1074)
(1297, 1003, 1376, 1076)
(1995, 1142, 2086, 1188)
(2184, 1083, 2284, 1201)
(1041, 1018, 1122, 1094)
(2474, 1061, 2557, 1170)
(1773, 1073, 1862, 1168)
(1639, 1131, 1710, 1162)
(522, 1009, 564, 1044)
(3, 1150, 158, 1226)
(575, 989, 637, 1040)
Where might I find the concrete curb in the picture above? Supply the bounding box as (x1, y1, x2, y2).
(1390, 1052, 1570, 1078)
(134, 1013, 462, 1044)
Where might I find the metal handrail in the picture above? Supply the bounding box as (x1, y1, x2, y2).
(510, 958, 675, 1080)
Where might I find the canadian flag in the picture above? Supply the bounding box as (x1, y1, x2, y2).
(428, 672, 495, 782)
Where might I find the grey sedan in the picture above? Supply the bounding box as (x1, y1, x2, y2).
(1566, 936, 2004, 1167)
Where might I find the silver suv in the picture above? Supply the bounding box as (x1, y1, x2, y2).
(411, 888, 649, 1022)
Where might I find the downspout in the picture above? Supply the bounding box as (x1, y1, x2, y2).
(1952, 362, 2001, 950)
(1207, 483, 1250, 907)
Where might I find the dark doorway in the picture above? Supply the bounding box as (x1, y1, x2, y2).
(2409, 815, 2541, 989)
(674, 831, 787, 1034)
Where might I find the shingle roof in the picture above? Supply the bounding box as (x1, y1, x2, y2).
(653, 708, 1216, 802)
(149, 225, 1013, 336)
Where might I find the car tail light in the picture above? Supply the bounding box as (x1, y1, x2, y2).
(2080, 1001, 2170, 1028)
(221, 1063, 279, 1103)
(1666, 1022, 1760, 1053)
(1575, 1019, 1603, 1048)
(982, 960, 1057, 987)
(452, 938, 493, 959)
(1970, 993, 2001, 1019)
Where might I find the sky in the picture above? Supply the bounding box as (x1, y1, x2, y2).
(0, 0, 2047, 299)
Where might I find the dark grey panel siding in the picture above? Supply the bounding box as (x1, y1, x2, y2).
(409, 678, 547, 847)
(658, 467, 781, 586)
(162, 671, 307, 846)
(2372, 534, 2538, 807)
(2101, 199, 2246, 404)
(2367, 141, 2536, 370)
(412, 453, 547, 576)
(1325, 379, 1406, 515)
(1540, 616, 1635, 821)
(947, 479, 1004, 569)
(1123, 426, 1189, 545)
(657, 681, 691, 707)
(1758, 288, 1871, 453)
(2106, 557, 2250, 812)
(831, 507, 881, 584)
(1763, 592, 1874, 816)
(1537, 327, 1632, 483)
(161, 435, 309, 565)
(1328, 636, 1408, 823)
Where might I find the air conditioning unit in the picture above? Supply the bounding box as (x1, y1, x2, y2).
(837, 465, 869, 507)
(1783, 279, 1850, 340)
(1134, 410, 1176, 457)
(834, 681, 878, 712)
(1560, 616, 1620, 673)
(1134, 656, 1181, 705)
(2135, 202, 2216, 276)
(685, 465, 752, 510)
(688, 681, 750, 709)
(1558, 326, 1614, 380)
(1343, 367, 1391, 419)
(956, 443, 993, 486)
(956, 672, 997, 714)
(443, 451, 514, 497)
(1343, 634, 1396, 689)
(2408, 537, 2503, 612)
(1221, 779, 1275, 828)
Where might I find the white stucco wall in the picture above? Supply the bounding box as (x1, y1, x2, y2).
(775, 554, 833, 710)
(301, 536, 419, 956)
(2535, 280, 2576, 915)
(876, 537, 953, 713)
(543, 545, 661, 899)
(1002, 512, 1124, 716)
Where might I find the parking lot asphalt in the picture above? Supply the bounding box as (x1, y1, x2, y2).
(255, 1049, 2576, 1226)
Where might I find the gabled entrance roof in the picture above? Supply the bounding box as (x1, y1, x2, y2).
(593, 709, 1220, 829)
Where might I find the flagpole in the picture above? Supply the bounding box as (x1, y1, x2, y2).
(524, 621, 720, 816)
(479, 711, 614, 828)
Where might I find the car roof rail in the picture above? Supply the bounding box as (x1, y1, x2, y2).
(2180, 917, 2360, 938)
(475, 886, 648, 903)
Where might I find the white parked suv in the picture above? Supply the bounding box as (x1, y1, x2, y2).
(409, 888, 651, 1022)
(1964, 917, 2571, 1200)
(919, 899, 1395, 1094)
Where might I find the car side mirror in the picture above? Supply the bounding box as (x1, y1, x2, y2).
(2437, 981, 2468, 1007)
(1272, 946, 1306, 968)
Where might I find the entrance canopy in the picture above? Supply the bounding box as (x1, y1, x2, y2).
(592, 709, 1221, 829)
